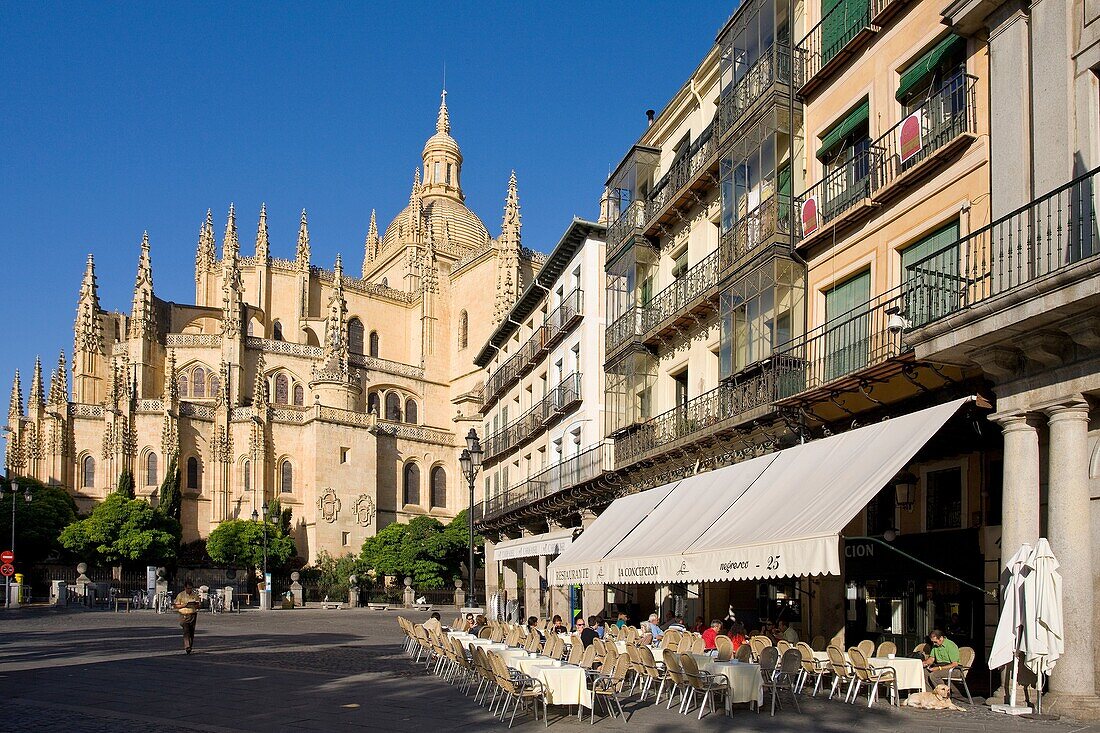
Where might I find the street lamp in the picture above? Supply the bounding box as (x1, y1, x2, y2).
(459, 428, 483, 609)
(250, 500, 269, 609)
(6, 477, 31, 609)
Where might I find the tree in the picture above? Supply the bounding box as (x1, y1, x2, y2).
(359, 514, 473, 589)
(115, 469, 135, 499)
(158, 455, 182, 521)
(58, 493, 181, 567)
(0, 477, 78, 565)
(267, 498, 293, 536)
(303, 550, 367, 601)
(206, 518, 295, 570)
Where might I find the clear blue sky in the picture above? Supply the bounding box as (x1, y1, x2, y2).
(0, 1, 732, 398)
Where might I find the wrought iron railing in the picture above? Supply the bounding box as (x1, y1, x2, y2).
(605, 306, 645, 356)
(639, 250, 721, 338)
(473, 442, 612, 524)
(797, 0, 873, 86)
(545, 289, 584, 348)
(483, 351, 523, 408)
(606, 200, 648, 262)
(645, 125, 717, 226)
(483, 373, 584, 462)
(795, 146, 883, 240)
(772, 285, 909, 398)
(876, 71, 977, 189)
(719, 44, 803, 138)
(614, 368, 784, 467)
(719, 195, 792, 273)
(871, 0, 908, 21)
(907, 166, 1100, 329)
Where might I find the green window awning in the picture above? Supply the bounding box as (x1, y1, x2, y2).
(816, 99, 869, 160)
(896, 34, 966, 102)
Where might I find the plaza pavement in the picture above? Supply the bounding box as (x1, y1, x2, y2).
(1, 605, 1097, 733)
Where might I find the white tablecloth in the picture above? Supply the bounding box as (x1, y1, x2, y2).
(870, 656, 925, 692)
(498, 648, 530, 666)
(613, 641, 628, 654)
(466, 639, 507, 651)
(534, 664, 592, 708)
(704, 660, 764, 707)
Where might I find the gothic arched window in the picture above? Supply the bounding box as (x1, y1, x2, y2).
(177, 375, 188, 398)
(272, 320, 284, 341)
(385, 392, 401, 421)
(280, 460, 293, 494)
(430, 466, 446, 509)
(82, 455, 95, 488)
(348, 317, 365, 354)
(293, 384, 304, 406)
(186, 456, 200, 490)
(458, 310, 468, 350)
(367, 392, 380, 416)
(209, 373, 220, 399)
(403, 462, 420, 505)
(193, 367, 206, 397)
(243, 459, 251, 494)
(369, 331, 380, 357)
(146, 452, 158, 486)
(275, 374, 289, 405)
(405, 398, 418, 424)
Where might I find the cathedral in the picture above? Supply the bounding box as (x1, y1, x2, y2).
(4, 92, 543, 561)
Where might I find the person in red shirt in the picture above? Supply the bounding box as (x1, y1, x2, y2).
(691, 616, 707, 634)
(701, 618, 723, 650)
(724, 620, 747, 650)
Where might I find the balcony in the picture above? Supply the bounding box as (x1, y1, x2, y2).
(544, 288, 584, 349)
(720, 194, 793, 276)
(613, 367, 785, 469)
(482, 350, 522, 409)
(644, 125, 719, 235)
(718, 45, 803, 141)
(797, 0, 876, 98)
(639, 249, 722, 343)
(473, 442, 612, 526)
(606, 200, 649, 264)
(772, 285, 910, 402)
(483, 373, 584, 464)
(906, 165, 1100, 334)
(795, 146, 882, 245)
(870, 0, 911, 26)
(605, 306, 646, 361)
(874, 72, 978, 202)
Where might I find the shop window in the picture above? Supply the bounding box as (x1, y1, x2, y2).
(925, 466, 963, 530)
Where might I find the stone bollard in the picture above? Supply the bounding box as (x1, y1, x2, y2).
(289, 571, 303, 608)
(223, 585, 234, 610)
(348, 574, 360, 608)
(156, 567, 168, 603)
(403, 576, 415, 608)
(50, 580, 67, 606)
(453, 579, 466, 609)
(75, 562, 91, 601)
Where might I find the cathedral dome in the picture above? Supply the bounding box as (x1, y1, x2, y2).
(381, 194, 490, 253)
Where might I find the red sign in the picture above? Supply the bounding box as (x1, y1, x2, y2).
(898, 110, 924, 164)
(800, 195, 819, 237)
(0, 550, 13, 564)
(0, 564, 13, 577)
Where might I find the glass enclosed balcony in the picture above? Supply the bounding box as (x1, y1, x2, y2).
(605, 146, 659, 262)
(718, 255, 805, 381)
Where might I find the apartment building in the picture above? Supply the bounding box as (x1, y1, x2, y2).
(473, 219, 609, 619)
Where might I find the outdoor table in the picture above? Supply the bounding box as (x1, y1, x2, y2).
(870, 656, 925, 692)
(498, 648, 530, 666)
(700, 659, 764, 709)
(466, 639, 507, 651)
(613, 640, 628, 654)
(515, 655, 559, 676)
(533, 663, 592, 709)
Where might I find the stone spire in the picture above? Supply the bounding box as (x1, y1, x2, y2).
(494, 172, 522, 324)
(48, 350, 68, 407)
(75, 254, 104, 357)
(296, 209, 311, 269)
(129, 231, 156, 340)
(162, 350, 178, 404)
(222, 204, 239, 260)
(8, 370, 23, 425)
(436, 89, 450, 134)
(406, 169, 423, 242)
(29, 357, 44, 412)
(252, 352, 268, 410)
(319, 255, 349, 379)
(255, 203, 270, 261)
(362, 209, 379, 276)
(196, 209, 216, 281)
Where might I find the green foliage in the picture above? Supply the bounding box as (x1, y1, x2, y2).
(58, 492, 181, 567)
(302, 550, 367, 601)
(0, 477, 78, 565)
(115, 469, 135, 499)
(206, 518, 296, 570)
(359, 511, 481, 589)
(178, 538, 211, 566)
(158, 456, 182, 521)
(268, 498, 293, 535)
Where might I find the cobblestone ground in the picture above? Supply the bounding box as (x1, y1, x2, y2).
(1, 605, 1098, 733)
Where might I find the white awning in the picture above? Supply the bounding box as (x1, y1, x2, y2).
(493, 529, 576, 561)
(548, 397, 971, 586)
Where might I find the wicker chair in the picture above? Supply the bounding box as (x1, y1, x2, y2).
(637, 644, 669, 702)
(592, 637, 607, 657)
(856, 639, 875, 660)
(827, 644, 856, 702)
(567, 638, 585, 665)
(690, 635, 707, 654)
(661, 648, 690, 712)
(758, 646, 783, 716)
(776, 639, 792, 656)
(478, 627, 493, 639)
(749, 635, 772, 662)
(810, 635, 827, 652)
(945, 646, 975, 704)
(875, 641, 897, 658)
(848, 646, 898, 707)
(714, 634, 734, 662)
(591, 654, 631, 724)
(795, 641, 830, 696)
(680, 653, 730, 719)
(676, 633, 694, 654)
(580, 643, 599, 669)
(661, 629, 682, 650)
(524, 631, 542, 653)
(735, 642, 753, 663)
(489, 652, 547, 728)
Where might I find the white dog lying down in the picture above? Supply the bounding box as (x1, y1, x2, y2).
(904, 684, 965, 711)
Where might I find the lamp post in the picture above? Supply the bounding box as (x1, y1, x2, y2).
(459, 428, 483, 609)
(250, 501, 269, 609)
(6, 477, 31, 609)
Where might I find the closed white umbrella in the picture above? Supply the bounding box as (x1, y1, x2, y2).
(1023, 538, 1063, 715)
(989, 543, 1033, 713)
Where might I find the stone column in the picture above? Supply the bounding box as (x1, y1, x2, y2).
(986, 0, 1033, 217)
(1044, 400, 1097, 707)
(994, 413, 1041, 560)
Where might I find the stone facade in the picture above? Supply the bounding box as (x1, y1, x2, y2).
(4, 92, 542, 563)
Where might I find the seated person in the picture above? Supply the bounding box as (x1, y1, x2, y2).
(691, 616, 707, 634)
(593, 616, 607, 639)
(640, 613, 664, 645)
(579, 615, 599, 648)
(778, 619, 799, 644)
(423, 611, 442, 633)
(728, 621, 747, 650)
(549, 614, 568, 634)
(526, 615, 544, 640)
(701, 619, 723, 651)
(665, 616, 687, 633)
(614, 612, 629, 628)
(469, 614, 488, 637)
(922, 629, 960, 688)
(460, 612, 475, 632)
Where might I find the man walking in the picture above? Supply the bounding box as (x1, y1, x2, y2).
(174, 579, 201, 654)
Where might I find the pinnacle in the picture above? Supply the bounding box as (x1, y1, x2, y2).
(436, 88, 450, 135)
(255, 203, 270, 259)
